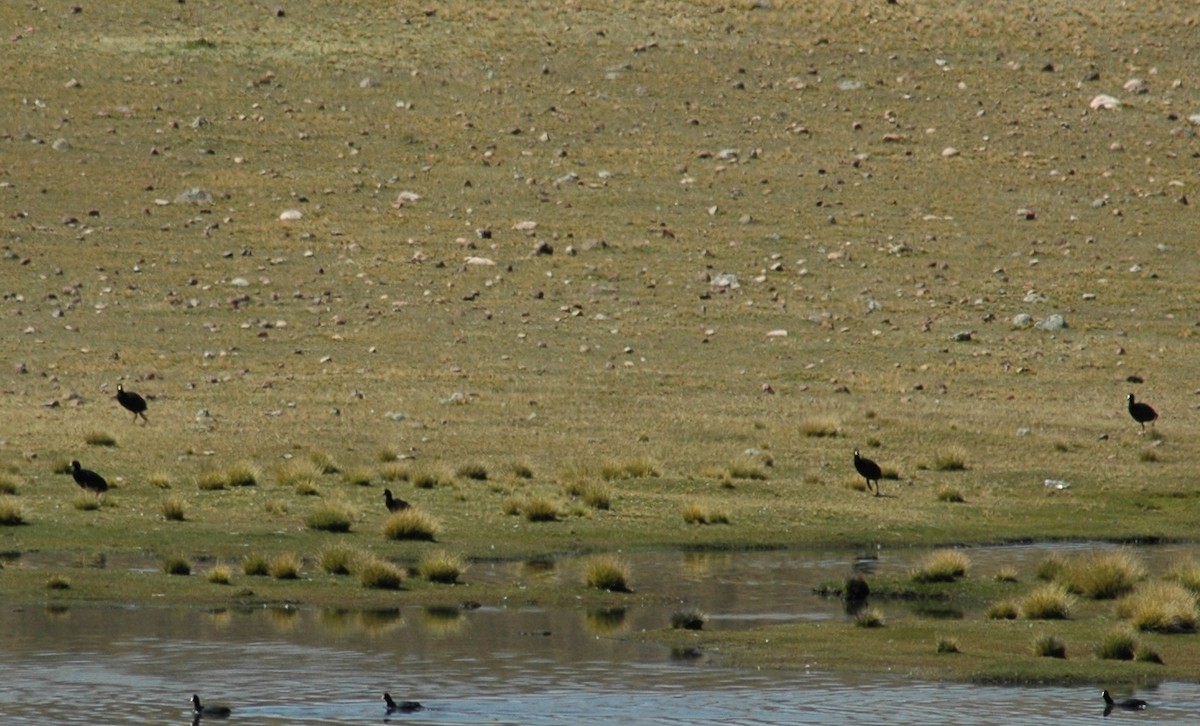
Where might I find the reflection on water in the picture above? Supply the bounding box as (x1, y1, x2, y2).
(3, 543, 1200, 723)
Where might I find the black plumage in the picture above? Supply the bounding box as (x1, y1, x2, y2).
(116, 384, 148, 423)
(191, 694, 232, 719)
(384, 692, 423, 714)
(1102, 689, 1147, 713)
(384, 488, 410, 513)
(1127, 393, 1157, 432)
(853, 449, 883, 497)
(70, 460, 108, 494)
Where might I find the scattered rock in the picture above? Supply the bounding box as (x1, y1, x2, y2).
(279, 209, 302, 221)
(1089, 94, 1121, 110)
(175, 188, 213, 204)
(1011, 313, 1033, 328)
(1034, 314, 1067, 331)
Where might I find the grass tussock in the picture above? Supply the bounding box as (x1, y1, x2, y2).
(799, 417, 840, 438)
(310, 451, 340, 474)
(1032, 634, 1067, 659)
(206, 565, 232, 585)
(195, 470, 228, 491)
(910, 549, 970, 583)
(510, 462, 535, 479)
(378, 447, 400, 463)
(522, 496, 562, 522)
(358, 557, 405, 590)
(410, 467, 449, 489)
(681, 501, 730, 525)
(456, 463, 489, 481)
(1166, 559, 1200, 593)
(276, 461, 325, 486)
(46, 574, 71, 590)
(726, 463, 769, 480)
(0, 497, 25, 526)
(671, 608, 707, 630)
(994, 566, 1020, 583)
(855, 607, 886, 628)
(268, 552, 302, 579)
(318, 544, 360, 575)
(378, 462, 409, 482)
(935, 638, 960, 654)
(936, 487, 965, 503)
(1116, 581, 1198, 633)
(148, 471, 172, 489)
(160, 497, 186, 521)
(419, 551, 467, 584)
(930, 447, 967, 471)
(0, 472, 21, 495)
(162, 555, 191, 576)
(1020, 584, 1074, 620)
(84, 431, 117, 447)
(1036, 553, 1067, 582)
(583, 555, 631, 592)
(305, 503, 355, 532)
(1095, 629, 1138, 661)
(985, 600, 1019, 620)
(73, 492, 104, 511)
(242, 553, 270, 576)
(600, 457, 661, 481)
(382, 509, 440, 541)
(226, 461, 260, 487)
(1064, 550, 1145, 599)
(344, 469, 374, 487)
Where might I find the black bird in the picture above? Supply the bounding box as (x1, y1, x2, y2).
(853, 449, 883, 496)
(191, 694, 231, 719)
(1102, 689, 1147, 714)
(116, 384, 148, 424)
(384, 692, 423, 713)
(384, 488, 410, 513)
(70, 460, 108, 494)
(1127, 393, 1157, 433)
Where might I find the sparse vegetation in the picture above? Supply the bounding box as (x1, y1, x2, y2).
(583, 555, 631, 592)
(1020, 584, 1074, 620)
(936, 638, 960, 654)
(855, 607, 885, 628)
(799, 418, 840, 438)
(206, 565, 232, 585)
(1032, 634, 1067, 659)
(0, 497, 24, 526)
(994, 567, 1019, 583)
(148, 471, 172, 489)
(242, 554, 270, 576)
(522, 497, 561, 523)
(419, 551, 467, 584)
(195, 470, 228, 491)
(305, 503, 355, 533)
(937, 487, 965, 503)
(0, 473, 20, 495)
(671, 608, 707, 630)
(268, 552, 302, 580)
(931, 447, 967, 471)
(1116, 581, 1198, 633)
(358, 557, 404, 590)
(1095, 630, 1137, 661)
(73, 493, 103, 511)
(600, 457, 661, 481)
(160, 497, 186, 521)
(1063, 550, 1145, 600)
(84, 431, 117, 447)
(162, 555, 191, 576)
(910, 550, 970, 583)
(318, 544, 359, 575)
(985, 601, 1018, 620)
(46, 575, 71, 590)
(382, 509, 440, 541)
(226, 462, 260, 487)
(310, 451, 340, 475)
(344, 469, 374, 487)
(456, 463, 489, 481)
(726, 463, 769, 481)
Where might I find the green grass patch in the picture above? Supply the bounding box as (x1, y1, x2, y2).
(1095, 629, 1137, 661)
(910, 550, 970, 583)
(0, 497, 25, 525)
(1032, 634, 1067, 659)
(242, 554, 270, 576)
(318, 544, 360, 575)
(162, 555, 191, 576)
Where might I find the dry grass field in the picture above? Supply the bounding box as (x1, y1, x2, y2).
(1, 0, 1199, 679)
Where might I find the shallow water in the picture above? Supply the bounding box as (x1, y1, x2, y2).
(3, 544, 1199, 724)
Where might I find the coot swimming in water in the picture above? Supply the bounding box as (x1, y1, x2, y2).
(384, 692, 423, 713)
(1102, 689, 1148, 714)
(191, 694, 231, 718)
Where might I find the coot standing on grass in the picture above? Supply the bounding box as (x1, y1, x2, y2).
(116, 384, 149, 423)
(191, 694, 232, 718)
(384, 692, 424, 713)
(1102, 689, 1148, 715)
(1127, 393, 1157, 432)
(384, 488, 410, 513)
(70, 460, 108, 494)
(853, 449, 883, 496)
